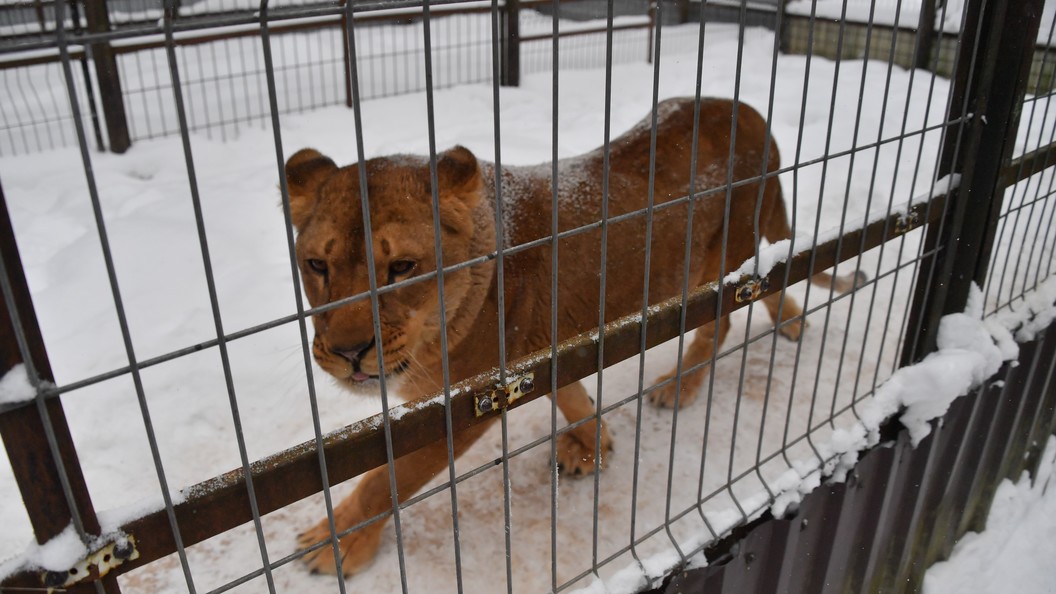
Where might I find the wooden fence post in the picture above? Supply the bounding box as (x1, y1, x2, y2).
(83, 0, 131, 153)
(0, 184, 120, 592)
(501, 0, 520, 86)
(914, 0, 938, 70)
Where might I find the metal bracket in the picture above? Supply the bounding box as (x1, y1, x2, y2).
(475, 373, 535, 417)
(734, 277, 771, 303)
(41, 536, 139, 591)
(894, 210, 921, 235)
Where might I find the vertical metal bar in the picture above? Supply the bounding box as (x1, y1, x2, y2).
(751, 0, 791, 498)
(827, 0, 902, 422)
(342, 2, 411, 589)
(591, 0, 617, 575)
(902, 0, 1045, 364)
(258, 3, 348, 591)
(49, 1, 197, 590)
(714, 0, 751, 521)
(777, 0, 825, 471)
(690, 0, 726, 538)
(486, 0, 515, 590)
(548, 1, 560, 588)
(160, 1, 277, 590)
(890, 0, 972, 372)
(420, 2, 467, 590)
(872, 0, 957, 393)
(84, 0, 130, 152)
(802, 0, 867, 433)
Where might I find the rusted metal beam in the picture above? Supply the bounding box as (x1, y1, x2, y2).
(1002, 141, 1056, 187)
(0, 190, 949, 591)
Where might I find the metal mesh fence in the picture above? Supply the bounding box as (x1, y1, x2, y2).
(0, 0, 1054, 593)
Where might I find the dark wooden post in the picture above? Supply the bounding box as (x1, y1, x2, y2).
(83, 0, 131, 153)
(0, 184, 120, 592)
(779, 0, 791, 53)
(902, 0, 1045, 365)
(342, 10, 353, 107)
(676, 0, 690, 24)
(501, 0, 520, 86)
(913, 0, 938, 70)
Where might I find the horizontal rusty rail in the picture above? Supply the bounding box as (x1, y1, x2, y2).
(0, 191, 948, 592)
(1002, 141, 1056, 186)
(518, 20, 650, 43)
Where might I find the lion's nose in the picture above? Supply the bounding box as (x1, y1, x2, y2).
(332, 341, 373, 364)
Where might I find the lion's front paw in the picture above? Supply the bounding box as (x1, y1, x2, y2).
(556, 420, 613, 476)
(299, 520, 382, 577)
(648, 369, 703, 409)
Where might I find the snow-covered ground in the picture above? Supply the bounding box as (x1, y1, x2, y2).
(923, 438, 1056, 594)
(0, 18, 1054, 594)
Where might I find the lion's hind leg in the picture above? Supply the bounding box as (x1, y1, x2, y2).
(550, 382, 613, 476)
(763, 290, 806, 341)
(649, 316, 731, 409)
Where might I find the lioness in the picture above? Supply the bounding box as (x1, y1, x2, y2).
(286, 97, 857, 575)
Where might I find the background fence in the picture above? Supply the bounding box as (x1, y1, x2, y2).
(1, 0, 1055, 593)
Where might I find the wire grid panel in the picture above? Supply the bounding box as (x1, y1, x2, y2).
(984, 127, 1056, 313)
(0, 56, 100, 156)
(0, 2, 1052, 594)
(2, 11, 497, 151)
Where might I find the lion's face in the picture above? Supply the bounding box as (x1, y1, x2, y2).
(284, 146, 484, 393)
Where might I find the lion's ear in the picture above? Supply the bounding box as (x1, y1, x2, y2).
(437, 145, 482, 210)
(284, 148, 337, 229)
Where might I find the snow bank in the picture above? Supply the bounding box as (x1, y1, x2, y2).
(923, 436, 1056, 594)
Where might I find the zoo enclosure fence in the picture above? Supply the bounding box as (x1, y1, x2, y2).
(1, 0, 1056, 592)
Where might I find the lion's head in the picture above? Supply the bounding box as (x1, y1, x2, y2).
(283, 146, 491, 393)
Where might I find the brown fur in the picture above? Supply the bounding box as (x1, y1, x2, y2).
(285, 97, 860, 576)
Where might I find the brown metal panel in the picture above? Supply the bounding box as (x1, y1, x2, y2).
(780, 484, 842, 593)
(918, 386, 983, 571)
(1024, 326, 1056, 476)
(893, 419, 951, 591)
(715, 517, 793, 594)
(931, 381, 1000, 562)
(957, 352, 1030, 536)
(806, 483, 853, 594)
(999, 329, 1053, 481)
(864, 432, 932, 593)
(823, 442, 899, 594)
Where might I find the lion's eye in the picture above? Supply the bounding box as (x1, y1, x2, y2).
(306, 259, 328, 275)
(389, 259, 416, 277)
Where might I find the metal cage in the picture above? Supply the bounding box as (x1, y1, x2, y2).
(1, 0, 1055, 592)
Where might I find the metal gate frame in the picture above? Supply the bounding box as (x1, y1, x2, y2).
(1, 0, 1055, 592)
